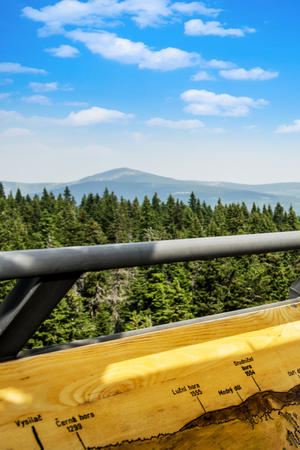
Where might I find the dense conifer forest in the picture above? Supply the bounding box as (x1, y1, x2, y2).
(0, 183, 299, 350)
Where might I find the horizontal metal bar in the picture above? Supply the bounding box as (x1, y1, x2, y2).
(0, 231, 300, 281)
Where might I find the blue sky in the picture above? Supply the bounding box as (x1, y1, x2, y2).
(1, 0, 300, 183)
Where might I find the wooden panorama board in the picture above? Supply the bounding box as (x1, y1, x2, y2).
(1, 300, 300, 449)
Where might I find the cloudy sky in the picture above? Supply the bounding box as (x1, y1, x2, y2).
(1, 1, 300, 183)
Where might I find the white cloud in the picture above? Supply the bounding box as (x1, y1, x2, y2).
(0, 93, 11, 100)
(0, 78, 13, 86)
(68, 29, 199, 70)
(22, 95, 52, 106)
(120, 0, 171, 28)
(146, 117, 204, 129)
(181, 89, 268, 117)
(220, 67, 278, 81)
(191, 70, 215, 81)
(0, 106, 132, 128)
(23, 0, 221, 34)
(2, 128, 33, 137)
(275, 120, 300, 134)
(206, 59, 235, 69)
(60, 106, 133, 126)
(46, 45, 80, 58)
(29, 82, 73, 93)
(29, 82, 58, 92)
(184, 19, 255, 37)
(23, 1, 228, 71)
(0, 62, 46, 74)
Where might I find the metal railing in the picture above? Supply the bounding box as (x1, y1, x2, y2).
(1, 231, 300, 361)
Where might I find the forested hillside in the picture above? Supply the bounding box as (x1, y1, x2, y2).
(3, 167, 300, 212)
(0, 183, 299, 351)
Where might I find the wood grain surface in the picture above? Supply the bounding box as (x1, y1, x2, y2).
(1, 300, 300, 449)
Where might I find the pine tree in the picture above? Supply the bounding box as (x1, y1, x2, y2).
(15, 188, 23, 204)
(288, 206, 299, 230)
(63, 186, 72, 202)
(273, 202, 285, 230)
(188, 191, 197, 212)
(0, 183, 5, 199)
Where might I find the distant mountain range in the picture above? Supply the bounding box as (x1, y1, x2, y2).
(2, 168, 300, 213)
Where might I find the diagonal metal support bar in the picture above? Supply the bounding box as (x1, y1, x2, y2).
(0, 273, 81, 361)
(289, 278, 300, 299)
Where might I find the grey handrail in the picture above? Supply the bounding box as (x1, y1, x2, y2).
(1, 230, 300, 360)
(0, 231, 300, 280)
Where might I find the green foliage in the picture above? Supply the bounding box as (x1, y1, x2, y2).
(0, 188, 299, 351)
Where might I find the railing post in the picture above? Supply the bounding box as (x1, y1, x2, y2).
(0, 273, 81, 360)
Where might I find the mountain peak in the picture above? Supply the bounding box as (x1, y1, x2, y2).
(78, 168, 146, 182)
(77, 167, 175, 184)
